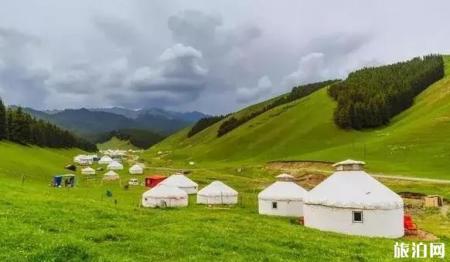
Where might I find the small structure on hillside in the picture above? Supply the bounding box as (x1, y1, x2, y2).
(424, 195, 443, 207)
(53, 174, 75, 187)
(65, 164, 76, 171)
(129, 164, 144, 175)
(145, 175, 167, 188)
(107, 161, 123, 170)
(98, 156, 113, 165)
(142, 184, 188, 208)
(74, 155, 93, 166)
(103, 171, 120, 181)
(81, 167, 96, 175)
(197, 181, 238, 205)
(160, 173, 198, 194)
(258, 174, 307, 217)
(304, 159, 404, 238)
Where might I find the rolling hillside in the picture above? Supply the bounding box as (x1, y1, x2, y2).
(148, 56, 450, 179)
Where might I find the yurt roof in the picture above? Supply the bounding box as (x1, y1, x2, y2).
(198, 181, 238, 197)
(258, 181, 307, 201)
(143, 184, 187, 198)
(108, 161, 123, 167)
(161, 174, 198, 188)
(305, 170, 403, 209)
(82, 167, 95, 172)
(104, 171, 119, 177)
(130, 164, 143, 171)
(332, 159, 365, 167)
(100, 156, 112, 161)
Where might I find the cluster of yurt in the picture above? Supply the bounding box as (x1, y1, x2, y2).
(141, 174, 238, 208)
(257, 160, 404, 238)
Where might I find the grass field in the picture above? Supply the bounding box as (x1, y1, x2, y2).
(0, 141, 449, 261)
(147, 56, 450, 180)
(97, 137, 139, 151)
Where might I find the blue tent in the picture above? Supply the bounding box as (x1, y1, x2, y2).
(53, 176, 62, 187)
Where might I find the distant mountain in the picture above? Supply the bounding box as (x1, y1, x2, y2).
(20, 107, 206, 141)
(89, 107, 208, 122)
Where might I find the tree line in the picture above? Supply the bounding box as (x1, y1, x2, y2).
(0, 98, 97, 151)
(93, 129, 165, 149)
(187, 115, 227, 138)
(328, 55, 444, 129)
(217, 80, 339, 137)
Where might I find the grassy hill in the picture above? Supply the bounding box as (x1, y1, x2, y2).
(0, 141, 448, 260)
(147, 56, 450, 179)
(97, 136, 139, 151)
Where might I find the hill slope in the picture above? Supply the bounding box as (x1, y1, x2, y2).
(148, 56, 450, 179)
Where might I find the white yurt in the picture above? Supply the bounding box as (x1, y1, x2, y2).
(258, 174, 308, 217)
(81, 167, 96, 175)
(142, 184, 188, 208)
(103, 171, 120, 181)
(129, 164, 144, 175)
(107, 161, 124, 170)
(160, 174, 198, 194)
(197, 181, 238, 205)
(98, 156, 113, 165)
(304, 159, 404, 238)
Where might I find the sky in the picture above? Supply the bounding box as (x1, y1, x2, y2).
(0, 0, 449, 114)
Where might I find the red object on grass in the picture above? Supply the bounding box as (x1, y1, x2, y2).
(145, 175, 166, 187)
(404, 214, 417, 230)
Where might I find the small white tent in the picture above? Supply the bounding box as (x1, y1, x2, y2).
(98, 156, 113, 165)
(258, 174, 307, 217)
(160, 174, 198, 194)
(129, 164, 144, 175)
(142, 184, 188, 208)
(81, 167, 96, 175)
(103, 171, 120, 181)
(107, 161, 123, 170)
(304, 159, 404, 238)
(197, 181, 238, 205)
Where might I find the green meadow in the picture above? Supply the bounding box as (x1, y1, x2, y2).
(0, 141, 449, 261)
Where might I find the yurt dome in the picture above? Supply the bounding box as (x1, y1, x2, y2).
(81, 167, 96, 175)
(129, 164, 144, 175)
(258, 174, 307, 217)
(197, 181, 238, 205)
(160, 174, 198, 194)
(103, 171, 120, 181)
(142, 184, 188, 208)
(304, 159, 404, 238)
(107, 161, 123, 170)
(98, 156, 113, 165)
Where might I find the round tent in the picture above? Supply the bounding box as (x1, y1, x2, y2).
(103, 170, 120, 181)
(81, 167, 96, 175)
(160, 174, 198, 194)
(129, 164, 144, 175)
(98, 156, 113, 165)
(304, 159, 404, 238)
(142, 184, 188, 208)
(258, 174, 307, 217)
(197, 181, 238, 205)
(107, 161, 123, 170)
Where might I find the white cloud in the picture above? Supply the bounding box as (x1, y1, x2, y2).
(236, 75, 273, 103)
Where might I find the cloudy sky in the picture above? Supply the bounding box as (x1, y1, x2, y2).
(0, 0, 449, 114)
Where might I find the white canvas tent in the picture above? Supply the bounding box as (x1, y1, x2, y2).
(74, 155, 93, 165)
(258, 174, 307, 217)
(107, 161, 123, 170)
(103, 171, 120, 181)
(81, 167, 96, 175)
(197, 181, 238, 205)
(98, 156, 113, 165)
(160, 174, 198, 194)
(142, 184, 188, 208)
(304, 159, 404, 238)
(129, 164, 144, 175)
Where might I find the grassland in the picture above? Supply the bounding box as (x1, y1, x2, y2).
(0, 141, 449, 261)
(97, 137, 139, 151)
(147, 56, 450, 179)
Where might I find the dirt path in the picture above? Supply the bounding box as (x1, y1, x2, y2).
(372, 174, 450, 184)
